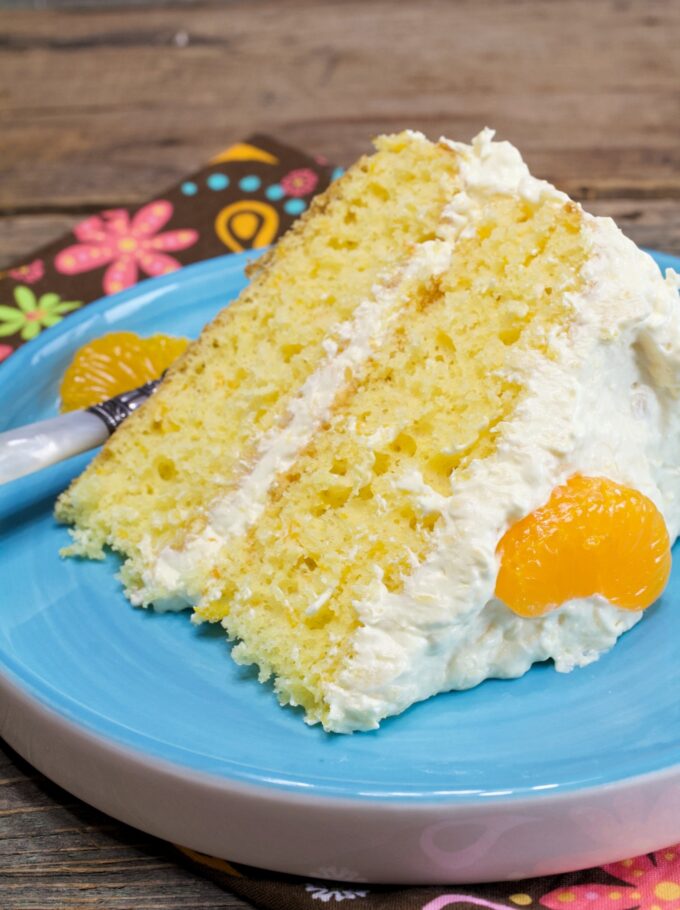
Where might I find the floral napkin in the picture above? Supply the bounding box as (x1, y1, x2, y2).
(176, 843, 680, 910)
(2, 135, 680, 910)
(0, 134, 340, 359)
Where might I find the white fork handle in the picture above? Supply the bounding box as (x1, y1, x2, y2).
(0, 376, 162, 485)
(0, 410, 108, 484)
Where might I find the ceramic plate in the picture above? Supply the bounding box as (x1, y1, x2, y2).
(2, 250, 680, 884)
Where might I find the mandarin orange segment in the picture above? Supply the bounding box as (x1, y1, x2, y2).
(59, 330, 188, 412)
(495, 474, 671, 618)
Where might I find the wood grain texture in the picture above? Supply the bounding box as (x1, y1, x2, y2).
(0, 739, 246, 908)
(1, 1, 679, 906)
(0, 0, 679, 214)
(0, 214, 82, 269)
(1, 0, 680, 265)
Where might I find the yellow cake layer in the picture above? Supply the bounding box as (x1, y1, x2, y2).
(56, 133, 461, 590)
(195, 196, 589, 725)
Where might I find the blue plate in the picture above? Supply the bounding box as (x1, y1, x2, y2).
(2, 249, 680, 811)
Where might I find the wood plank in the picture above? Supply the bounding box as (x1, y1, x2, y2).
(0, 214, 80, 270)
(0, 739, 250, 908)
(0, 0, 679, 211)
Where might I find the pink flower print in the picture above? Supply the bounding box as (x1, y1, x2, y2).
(9, 258, 44, 284)
(422, 897, 512, 910)
(0, 343, 12, 363)
(281, 168, 319, 197)
(540, 844, 680, 910)
(55, 201, 198, 295)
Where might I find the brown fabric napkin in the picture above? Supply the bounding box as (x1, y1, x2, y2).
(0, 134, 338, 359)
(175, 842, 680, 910)
(3, 135, 680, 909)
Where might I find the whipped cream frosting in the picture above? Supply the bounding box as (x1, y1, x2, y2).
(135, 128, 680, 733)
(322, 134, 680, 731)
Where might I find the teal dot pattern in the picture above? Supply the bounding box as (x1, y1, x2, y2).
(265, 184, 285, 201)
(184, 170, 331, 209)
(207, 173, 230, 190)
(283, 198, 306, 216)
(239, 175, 262, 192)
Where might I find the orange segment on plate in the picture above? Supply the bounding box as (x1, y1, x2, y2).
(495, 474, 671, 618)
(60, 331, 188, 412)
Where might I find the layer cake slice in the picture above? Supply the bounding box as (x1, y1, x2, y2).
(57, 130, 680, 732)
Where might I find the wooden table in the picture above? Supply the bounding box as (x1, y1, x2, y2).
(1, 1, 679, 906)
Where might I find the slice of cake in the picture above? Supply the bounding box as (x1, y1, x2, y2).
(56, 129, 680, 733)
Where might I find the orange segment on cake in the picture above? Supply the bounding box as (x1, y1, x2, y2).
(56, 129, 680, 733)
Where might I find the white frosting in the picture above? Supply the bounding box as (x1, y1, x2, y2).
(132, 128, 680, 733)
(444, 129, 567, 208)
(135, 239, 454, 607)
(322, 151, 680, 730)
